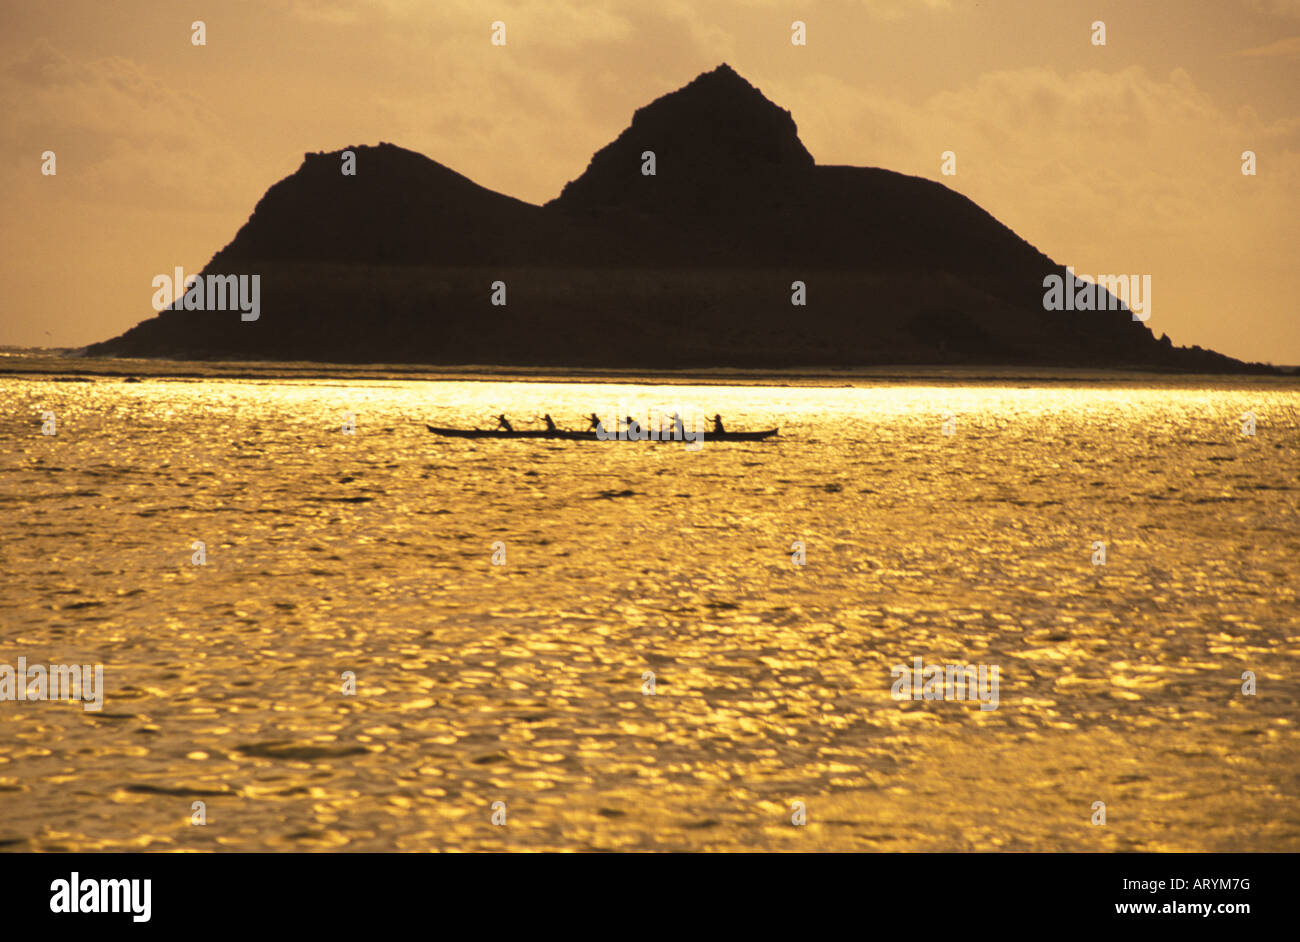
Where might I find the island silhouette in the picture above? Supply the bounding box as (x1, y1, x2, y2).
(86, 64, 1267, 372)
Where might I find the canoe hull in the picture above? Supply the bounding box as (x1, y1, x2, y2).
(425, 425, 590, 440)
(424, 425, 778, 442)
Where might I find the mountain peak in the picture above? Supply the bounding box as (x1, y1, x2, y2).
(550, 64, 814, 211)
(691, 62, 746, 87)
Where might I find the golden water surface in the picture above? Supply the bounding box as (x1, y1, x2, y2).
(2, 366, 1299, 851)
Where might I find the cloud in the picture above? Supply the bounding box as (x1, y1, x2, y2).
(1248, 0, 1300, 17)
(1236, 34, 1300, 56)
(0, 39, 255, 208)
(862, 0, 952, 19)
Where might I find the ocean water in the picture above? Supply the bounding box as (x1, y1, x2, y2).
(2, 365, 1299, 851)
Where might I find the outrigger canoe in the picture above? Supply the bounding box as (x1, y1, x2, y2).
(424, 424, 779, 442)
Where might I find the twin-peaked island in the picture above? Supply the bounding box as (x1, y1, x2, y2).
(88, 65, 1264, 372)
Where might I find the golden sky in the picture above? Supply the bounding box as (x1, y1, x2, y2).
(2, 0, 1297, 363)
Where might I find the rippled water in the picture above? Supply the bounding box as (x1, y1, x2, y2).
(2, 365, 1299, 851)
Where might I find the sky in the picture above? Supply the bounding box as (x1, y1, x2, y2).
(1, 0, 1297, 363)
